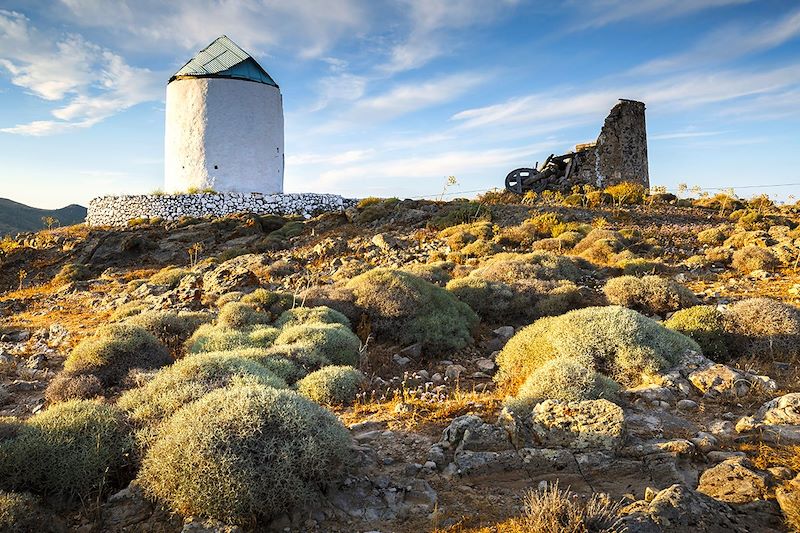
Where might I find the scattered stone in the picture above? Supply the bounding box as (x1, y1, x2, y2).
(444, 364, 466, 381)
(392, 354, 411, 366)
(493, 326, 514, 339)
(677, 399, 699, 411)
(475, 358, 495, 372)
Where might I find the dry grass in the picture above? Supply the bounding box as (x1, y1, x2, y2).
(738, 442, 800, 472)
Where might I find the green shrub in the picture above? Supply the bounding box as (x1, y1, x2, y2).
(471, 251, 586, 283)
(732, 246, 779, 273)
(726, 298, 800, 360)
(240, 289, 295, 316)
(45, 373, 103, 403)
(217, 302, 270, 329)
(605, 182, 645, 205)
(446, 277, 515, 321)
(216, 291, 244, 307)
(138, 384, 351, 524)
(665, 305, 730, 360)
(461, 239, 499, 258)
(297, 366, 365, 406)
(63, 324, 171, 387)
(247, 325, 280, 347)
(274, 306, 351, 329)
(118, 353, 286, 430)
(126, 310, 212, 355)
(572, 229, 626, 264)
(0, 491, 53, 532)
(400, 262, 454, 286)
(495, 306, 699, 391)
(505, 358, 619, 416)
(697, 226, 731, 245)
(428, 202, 491, 230)
(0, 401, 131, 498)
(346, 269, 478, 355)
(602, 275, 698, 316)
(240, 345, 330, 378)
(616, 257, 662, 276)
(52, 263, 91, 286)
(275, 323, 360, 366)
(149, 267, 188, 288)
(185, 324, 249, 354)
(438, 221, 494, 251)
(109, 300, 149, 321)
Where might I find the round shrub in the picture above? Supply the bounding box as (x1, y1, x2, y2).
(472, 251, 586, 283)
(118, 353, 287, 430)
(240, 289, 294, 316)
(665, 305, 730, 360)
(446, 277, 515, 321)
(45, 373, 103, 403)
(602, 275, 698, 316)
(126, 310, 212, 355)
(732, 246, 779, 273)
(215, 291, 244, 307)
(149, 266, 188, 288)
(726, 298, 800, 360)
(0, 401, 131, 498)
(495, 306, 699, 391)
(400, 262, 453, 286)
(299, 285, 361, 325)
(63, 324, 171, 387)
(297, 366, 365, 406)
(505, 358, 619, 416)
(217, 302, 270, 329)
(185, 324, 278, 353)
(241, 344, 330, 378)
(697, 226, 731, 245)
(346, 269, 478, 355)
(0, 491, 53, 532)
(274, 306, 351, 329)
(138, 384, 351, 524)
(275, 323, 360, 366)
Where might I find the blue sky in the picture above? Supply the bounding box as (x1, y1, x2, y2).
(1, 0, 799, 208)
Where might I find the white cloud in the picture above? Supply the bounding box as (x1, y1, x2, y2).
(635, 8, 800, 74)
(571, 0, 753, 29)
(381, 0, 519, 73)
(0, 10, 161, 136)
(58, 0, 368, 59)
(650, 130, 725, 140)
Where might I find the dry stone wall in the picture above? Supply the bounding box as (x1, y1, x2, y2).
(86, 192, 355, 227)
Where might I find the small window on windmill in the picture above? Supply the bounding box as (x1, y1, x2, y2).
(214, 165, 218, 169)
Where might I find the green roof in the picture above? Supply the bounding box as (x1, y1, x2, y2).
(169, 35, 278, 87)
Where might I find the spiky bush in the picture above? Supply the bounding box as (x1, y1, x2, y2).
(275, 323, 361, 366)
(446, 277, 515, 321)
(241, 344, 330, 378)
(400, 262, 454, 286)
(138, 384, 351, 524)
(726, 298, 800, 360)
(605, 181, 645, 205)
(126, 310, 212, 355)
(118, 353, 286, 430)
(505, 358, 619, 416)
(62, 324, 171, 387)
(148, 266, 188, 288)
(0, 401, 131, 498)
(0, 491, 52, 532)
(472, 251, 586, 283)
(516, 483, 623, 533)
(217, 302, 270, 329)
(732, 246, 779, 273)
(572, 229, 626, 264)
(438, 221, 494, 251)
(297, 366, 365, 406)
(665, 305, 730, 360)
(45, 373, 103, 403)
(274, 306, 350, 329)
(602, 275, 698, 316)
(346, 269, 478, 355)
(240, 289, 295, 316)
(495, 306, 699, 391)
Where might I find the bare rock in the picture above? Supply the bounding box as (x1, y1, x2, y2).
(697, 457, 772, 504)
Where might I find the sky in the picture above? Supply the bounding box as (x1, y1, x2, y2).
(0, 0, 799, 209)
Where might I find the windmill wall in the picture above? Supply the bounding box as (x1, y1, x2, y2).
(164, 77, 284, 195)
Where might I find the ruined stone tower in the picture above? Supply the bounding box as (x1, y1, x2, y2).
(164, 36, 284, 195)
(594, 99, 649, 188)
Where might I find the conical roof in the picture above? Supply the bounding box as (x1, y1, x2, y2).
(169, 35, 278, 87)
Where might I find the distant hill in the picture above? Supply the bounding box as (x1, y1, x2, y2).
(0, 198, 86, 236)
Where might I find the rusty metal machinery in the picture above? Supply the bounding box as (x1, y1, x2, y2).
(504, 150, 587, 195)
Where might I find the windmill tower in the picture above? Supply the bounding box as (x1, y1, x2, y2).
(164, 36, 284, 195)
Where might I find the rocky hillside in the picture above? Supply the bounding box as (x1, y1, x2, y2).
(0, 197, 86, 236)
(1, 186, 800, 532)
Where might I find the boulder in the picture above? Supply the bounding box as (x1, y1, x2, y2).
(688, 364, 776, 398)
(697, 457, 772, 504)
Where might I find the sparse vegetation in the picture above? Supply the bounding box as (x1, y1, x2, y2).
(732, 245, 779, 273)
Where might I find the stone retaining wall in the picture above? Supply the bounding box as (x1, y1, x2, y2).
(86, 192, 356, 227)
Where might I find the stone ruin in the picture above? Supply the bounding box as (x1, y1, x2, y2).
(505, 99, 650, 194)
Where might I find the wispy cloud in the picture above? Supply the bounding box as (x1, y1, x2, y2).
(635, 8, 800, 74)
(381, 0, 519, 73)
(58, 0, 368, 59)
(650, 130, 725, 140)
(570, 0, 753, 30)
(0, 10, 160, 136)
